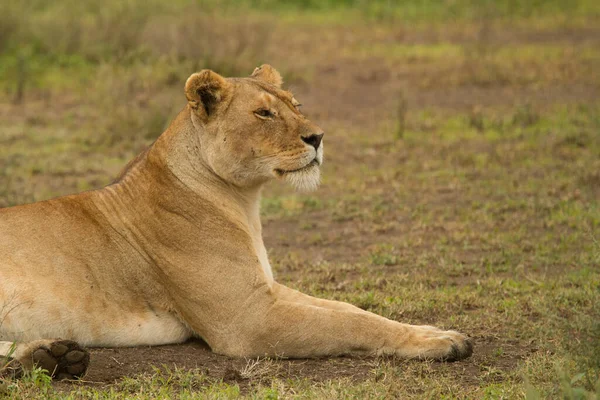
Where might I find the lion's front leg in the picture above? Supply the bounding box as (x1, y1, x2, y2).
(213, 299, 473, 361)
(272, 282, 365, 313)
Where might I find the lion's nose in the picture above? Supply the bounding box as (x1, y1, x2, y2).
(301, 133, 324, 151)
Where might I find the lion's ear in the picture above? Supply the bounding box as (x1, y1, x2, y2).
(251, 64, 283, 88)
(185, 70, 232, 121)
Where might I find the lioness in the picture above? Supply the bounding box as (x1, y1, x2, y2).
(0, 65, 472, 380)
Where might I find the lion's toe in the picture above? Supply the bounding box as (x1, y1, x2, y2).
(411, 328, 474, 362)
(442, 336, 473, 362)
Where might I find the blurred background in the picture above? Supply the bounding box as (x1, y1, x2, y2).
(1, 1, 598, 202)
(1, 0, 599, 398)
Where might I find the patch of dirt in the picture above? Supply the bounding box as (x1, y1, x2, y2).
(52, 336, 534, 391)
(55, 339, 375, 390)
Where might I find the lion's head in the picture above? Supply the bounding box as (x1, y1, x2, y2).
(184, 65, 324, 192)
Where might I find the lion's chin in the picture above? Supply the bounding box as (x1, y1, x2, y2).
(279, 164, 321, 192)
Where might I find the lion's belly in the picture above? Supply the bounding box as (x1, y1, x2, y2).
(0, 202, 192, 347)
(0, 271, 192, 347)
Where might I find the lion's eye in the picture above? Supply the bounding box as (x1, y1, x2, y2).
(255, 109, 273, 118)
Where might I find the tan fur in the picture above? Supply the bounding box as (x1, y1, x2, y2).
(251, 64, 283, 87)
(0, 66, 471, 378)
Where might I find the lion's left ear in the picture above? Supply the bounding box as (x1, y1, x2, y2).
(251, 64, 283, 88)
(185, 70, 232, 121)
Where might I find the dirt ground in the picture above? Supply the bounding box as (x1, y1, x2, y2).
(71, 340, 371, 389)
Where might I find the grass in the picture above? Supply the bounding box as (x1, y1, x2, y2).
(1, 0, 600, 398)
(266, 104, 600, 398)
(2, 103, 594, 399)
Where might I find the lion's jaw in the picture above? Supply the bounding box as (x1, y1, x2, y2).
(273, 142, 323, 192)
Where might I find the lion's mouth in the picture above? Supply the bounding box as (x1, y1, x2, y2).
(275, 159, 319, 175)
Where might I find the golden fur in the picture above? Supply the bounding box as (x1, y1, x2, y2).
(0, 65, 472, 379)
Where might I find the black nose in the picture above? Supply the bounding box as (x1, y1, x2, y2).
(301, 133, 324, 150)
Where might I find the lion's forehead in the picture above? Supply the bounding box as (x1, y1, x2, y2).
(234, 78, 296, 104)
(259, 92, 276, 105)
(258, 88, 295, 106)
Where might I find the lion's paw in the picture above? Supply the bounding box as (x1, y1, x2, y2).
(438, 332, 473, 362)
(412, 327, 473, 362)
(30, 340, 90, 380)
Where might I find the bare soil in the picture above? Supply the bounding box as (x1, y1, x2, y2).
(54, 338, 530, 392)
(64, 339, 373, 389)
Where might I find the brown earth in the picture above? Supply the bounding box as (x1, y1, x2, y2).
(54, 338, 528, 393)
(62, 339, 373, 390)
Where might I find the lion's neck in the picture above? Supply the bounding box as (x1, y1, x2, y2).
(151, 107, 264, 222)
(103, 106, 273, 280)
